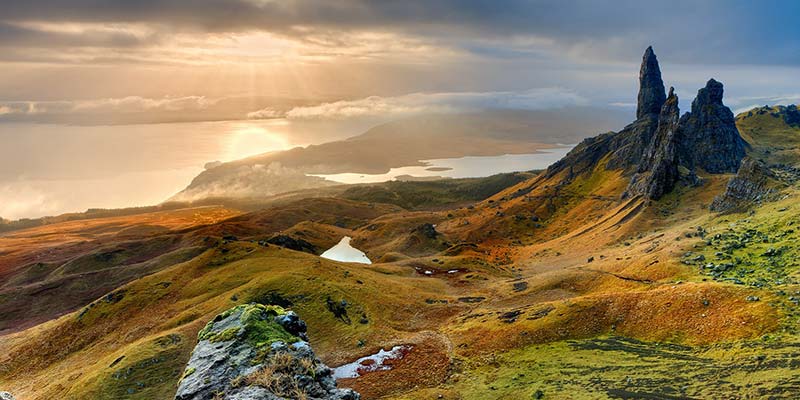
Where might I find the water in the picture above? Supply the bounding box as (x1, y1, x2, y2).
(332, 345, 412, 379)
(320, 236, 372, 264)
(310, 147, 573, 184)
(0, 119, 369, 220)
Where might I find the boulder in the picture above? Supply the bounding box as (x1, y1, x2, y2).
(175, 304, 359, 400)
(0, 392, 15, 400)
(413, 223, 438, 239)
(710, 157, 783, 213)
(266, 235, 317, 254)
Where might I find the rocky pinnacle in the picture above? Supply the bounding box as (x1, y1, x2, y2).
(624, 87, 682, 199)
(636, 46, 667, 120)
(678, 78, 746, 173)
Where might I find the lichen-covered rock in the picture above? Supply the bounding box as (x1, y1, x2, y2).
(678, 79, 747, 173)
(0, 391, 16, 400)
(710, 157, 783, 213)
(175, 304, 359, 400)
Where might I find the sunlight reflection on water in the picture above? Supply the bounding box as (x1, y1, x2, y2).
(310, 146, 573, 184)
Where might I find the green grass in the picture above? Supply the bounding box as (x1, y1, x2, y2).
(736, 107, 800, 165)
(340, 172, 536, 210)
(400, 334, 800, 400)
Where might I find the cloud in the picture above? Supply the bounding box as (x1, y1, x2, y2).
(0, 96, 222, 124)
(727, 94, 800, 114)
(71, 95, 215, 112)
(0, 1, 799, 66)
(246, 108, 283, 119)
(249, 89, 587, 120)
(0, 181, 61, 220)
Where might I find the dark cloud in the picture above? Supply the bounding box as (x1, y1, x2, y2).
(0, 1, 799, 64)
(0, 22, 155, 49)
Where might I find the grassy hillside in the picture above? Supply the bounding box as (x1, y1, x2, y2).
(737, 105, 800, 165)
(3, 108, 800, 399)
(341, 172, 537, 210)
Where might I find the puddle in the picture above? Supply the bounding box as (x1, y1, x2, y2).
(413, 266, 466, 276)
(332, 345, 413, 379)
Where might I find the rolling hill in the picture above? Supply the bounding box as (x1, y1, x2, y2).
(2, 47, 800, 399)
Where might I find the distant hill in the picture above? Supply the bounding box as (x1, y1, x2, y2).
(736, 104, 800, 165)
(170, 108, 628, 201)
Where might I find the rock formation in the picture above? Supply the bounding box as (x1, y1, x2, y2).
(546, 47, 666, 179)
(783, 104, 800, 126)
(678, 79, 747, 173)
(175, 304, 359, 400)
(625, 88, 684, 199)
(550, 46, 749, 201)
(710, 157, 782, 213)
(637, 46, 667, 120)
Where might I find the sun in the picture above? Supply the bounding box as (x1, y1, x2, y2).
(224, 123, 291, 161)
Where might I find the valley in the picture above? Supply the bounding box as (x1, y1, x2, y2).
(1, 47, 799, 400)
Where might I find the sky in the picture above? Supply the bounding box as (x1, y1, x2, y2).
(2, 1, 800, 220)
(1, 0, 800, 125)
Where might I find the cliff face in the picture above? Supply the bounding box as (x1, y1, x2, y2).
(175, 304, 359, 400)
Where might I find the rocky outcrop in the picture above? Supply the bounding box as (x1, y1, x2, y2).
(546, 47, 665, 179)
(710, 157, 782, 213)
(175, 304, 359, 400)
(625, 88, 685, 199)
(677, 79, 747, 173)
(782, 104, 800, 126)
(265, 235, 317, 254)
(637, 46, 667, 120)
(551, 46, 750, 201)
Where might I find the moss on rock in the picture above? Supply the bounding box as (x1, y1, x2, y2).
(197, 304, 296, 348)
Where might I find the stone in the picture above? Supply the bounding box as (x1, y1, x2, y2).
(274, 311, 308, 340)
(0, 392, 15, 400)
(624, 88, 684, 199)
(175, 304, 359, 400)
(711, 157, 783, 213)
(414, 223, 438, 239)
(545, 48, 748, 202)
(637, 46, 667, 119)
(678, 79, 746, 173)
(545, 47, 665, 179)
(266, 235, 317, 254)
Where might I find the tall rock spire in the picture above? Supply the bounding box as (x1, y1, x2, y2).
(636, 46, 667, 120)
